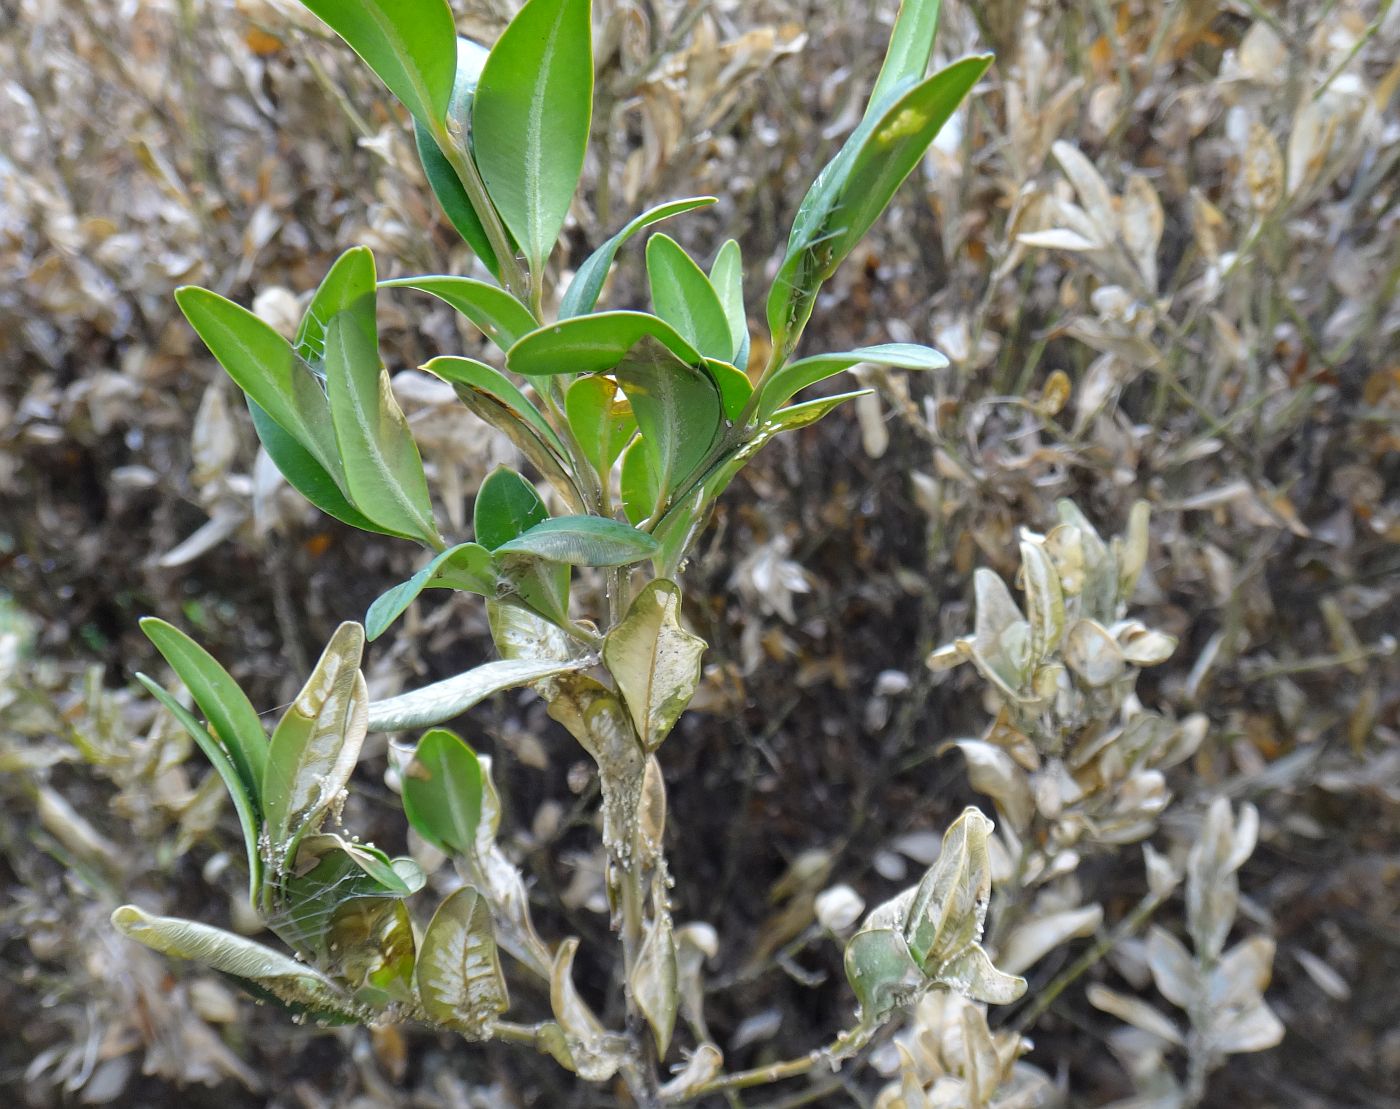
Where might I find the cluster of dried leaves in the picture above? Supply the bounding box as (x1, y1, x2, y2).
(2, 0, 1398, 1106)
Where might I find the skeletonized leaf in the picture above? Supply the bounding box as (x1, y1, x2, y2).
(473, 0, 593, 273)
(367, 657, 589, 732)
(263, 623, 369, 862)
(560, 197, 717, 319)
(999, 905, 1103, 976)
(1064, 618, 1126, 687)
(401, 729, 484, 856)
(416, 886, 509, 1037)
(325, 313, 441, 547)
(1051, 140, 1118, 244)
(845, 923, 925, 1026)
(904, 806, 994, 972)
(630, 909, 678, 1055)
(112, 905, 363, 1021)
(1087, 983, 1183, 1045)
(1020, 541, 1066, 664)
(603, 579, 706, 751)
(550, 938, 624, 1082)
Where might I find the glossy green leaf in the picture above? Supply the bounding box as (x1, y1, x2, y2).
(473, 0, 593, 273)
(603, 579, 705, 751)
(768, 55, 991, 353)
(495, 515, 659, 566)
(176, 286, 340, 477)
(263, 623, 368, 865)
(646, 233, 733, 361)
(651, 390, 869, 574)
(565, 375, 636, 478)
(507, 311, 702, 377)
(619, 436, 661, 526)
(365, 543, 497, 641)
(560, 197, 717, 318)
(135, 674, 262, 901)
(325, 312, 441, 547)
(868, 0, 944, 115)
(140, 617, 267, 804)
(473, 468, 571, 626)
(112, 906, 364, 1022)
(474, 467, 548, 549)
(367, 657, 589, 732)
(298, 0, 457, 130)
(247, 401, 386, 535)
(613, 336, 723, 504)
(414, 37, 501, 276)
(401, 728, 483, 855)
(424, 356, 564, 454)
(417, 886, 509, 1037)
(757, 342, 949, 421)
(706, 358, 752, 423)
(381, 276, 536, 352)
(709, 239, 749, 368)
(296, 246, 377, 373)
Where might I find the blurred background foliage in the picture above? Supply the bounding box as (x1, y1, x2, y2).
(2, 0, 1398, 1105)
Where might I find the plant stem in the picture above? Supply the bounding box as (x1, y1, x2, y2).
(434, 124, 529, 299)
(673, 1025, 876, 1103)
(1011, 884, 1171, 1033)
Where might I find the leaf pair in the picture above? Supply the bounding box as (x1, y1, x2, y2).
(303, 0, 593, 281)
(179, 248, 441, 547)
(767, 0, 990, 356)
(140, 618, 375, 893)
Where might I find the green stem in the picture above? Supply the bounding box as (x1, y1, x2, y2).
(673, 1025, 876, 1103)
(433, 123, 529, 300)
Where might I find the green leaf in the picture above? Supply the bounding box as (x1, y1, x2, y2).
(868, 0, 944, 115)
(176, 286, 340, 478)
(495, 515, 659, 566)
(135, 674, 262, 902)
(613, 336, 723, 505)
(298, 833, 419, 897)
(706, 358, 752, 423)
(651, 390, 868, 574)
(619, 437, 661, 526)
(767, 54, 991, 353)
(139, 617, 267, 806)
(298, 0, 457, 130)
(365, 543, 497, 641)
(473, 0, 593, 273)
(417, 886, 509, 1037)
(474, 466, 549, 549)
(367, 656, 589, 732)
(757, 342, 949, 421)
(560, 197, 717, 319)
(296, 246, 378, 372)
(507, 311, 702, 376)
(565, 375, 636, 479)
(603, 579, 706, 752)
(645, 233, 733, 361)
(325, 312, 441, 547)
(112, 905, 364, 1022)
(263, 623, 368, 866)
(328, 895, 417, 996)
(845, 923, 925, 1025)
(401, 728, 483, 855)
(425, 357, 565, 454)
(709, 239, 749, 368)
(381, 276, 537, 352)
(414, 37, 502, 276)
(247, 400, 387, 535)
